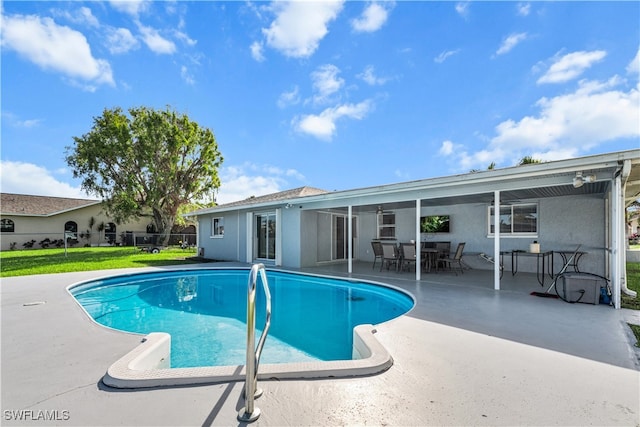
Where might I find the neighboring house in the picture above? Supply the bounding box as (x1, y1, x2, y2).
(0, 193, 150, 251)
(188, 149, 640, 309)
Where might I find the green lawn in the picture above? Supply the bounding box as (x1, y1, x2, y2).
(623, 261, 640, 310)
(0, 246, 200, 277)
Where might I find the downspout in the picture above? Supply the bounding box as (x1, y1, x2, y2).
(620, 160, 637, 298)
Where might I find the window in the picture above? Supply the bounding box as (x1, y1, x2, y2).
(64, 221, 78, 240)
(105, 222, 117, 244)
(488, 204, 538, 236)
(377, 212, 396, 239)
(211, 217, 224, 237)
(1, 219, 15, 232)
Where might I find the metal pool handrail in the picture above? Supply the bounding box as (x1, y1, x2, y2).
(238, 263, 272, 423)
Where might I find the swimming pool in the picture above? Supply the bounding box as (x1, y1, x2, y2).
(68, 267, 414, 387)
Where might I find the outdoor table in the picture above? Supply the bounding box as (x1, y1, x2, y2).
(501, 250, 554, 286)
(553, 250, 587, 273)
(421, 248, 439, 273)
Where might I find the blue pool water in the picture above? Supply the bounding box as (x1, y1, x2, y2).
(70, 269, 414, 368)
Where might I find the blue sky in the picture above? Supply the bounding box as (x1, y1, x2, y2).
(2, 1, 639, 204)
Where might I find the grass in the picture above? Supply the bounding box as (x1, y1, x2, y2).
(0, 246, 200, 277)
(622, 261, 640, 310)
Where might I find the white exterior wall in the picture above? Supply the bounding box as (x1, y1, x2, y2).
(196, 195, 606, 275)
(1, 205, 148, 251)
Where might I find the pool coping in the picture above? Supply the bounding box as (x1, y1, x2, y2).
(67, 267, 410, 389)
(103, 324, 392, 388)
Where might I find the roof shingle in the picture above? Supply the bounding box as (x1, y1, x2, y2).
(1, 193, 101, 216)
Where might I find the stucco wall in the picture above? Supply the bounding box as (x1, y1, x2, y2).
(196, 194, 607, 276)
(198, 211, 244, 261)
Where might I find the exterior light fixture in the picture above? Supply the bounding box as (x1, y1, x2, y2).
(573, 172, 596, 188)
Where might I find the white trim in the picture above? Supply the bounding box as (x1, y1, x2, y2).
(276, 208, 282, 266)
(245, 212, 252, 263)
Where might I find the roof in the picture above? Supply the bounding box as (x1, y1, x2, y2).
(0, 193, 102, 217)
(189, 150, 640, 215)
(191, 186, 329, 215)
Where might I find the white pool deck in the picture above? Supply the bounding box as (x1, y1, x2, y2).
(1, 261, 639, 426)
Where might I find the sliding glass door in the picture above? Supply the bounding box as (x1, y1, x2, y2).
(255, 213, 276, 260)
(317, 212, 357, 262)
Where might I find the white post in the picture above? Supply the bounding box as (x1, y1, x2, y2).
(611, 174, 622, 309)
(494, 190, 501, 290)
(348, 205, 353, 274)
(416, 198, 421, 281)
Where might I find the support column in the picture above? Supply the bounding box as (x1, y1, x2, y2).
(348, 205, 353, 274)
(494, 190, 501, 290)
(416, 198, 421, 281)
(611, 174, 622, 309)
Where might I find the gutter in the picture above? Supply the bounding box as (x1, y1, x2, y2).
(620, 159, 637, 298)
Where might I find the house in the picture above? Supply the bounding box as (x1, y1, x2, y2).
(0, 193, 152, 250)
(188, 149, 640, 309)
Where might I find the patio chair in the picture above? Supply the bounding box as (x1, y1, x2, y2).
(380, 243, 400, 272)
(438, 242, 466, 275)
(371, 241, 384, 270)
(400, 243, 417, 272)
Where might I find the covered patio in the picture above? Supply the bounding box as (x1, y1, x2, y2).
(294, 151, 640, 309)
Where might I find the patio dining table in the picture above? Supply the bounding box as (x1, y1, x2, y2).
(553, 250, 588, 273)
(421, 248, 439, 273)
(501, 250, 554, 286)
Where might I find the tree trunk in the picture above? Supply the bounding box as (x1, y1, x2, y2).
(153, 208, 175, 246)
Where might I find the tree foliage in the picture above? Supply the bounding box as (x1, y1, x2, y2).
(66, 106, 223, 244)
(518, 156, 542, 165)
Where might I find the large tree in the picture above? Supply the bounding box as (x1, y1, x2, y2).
(66, 106, 223, 245)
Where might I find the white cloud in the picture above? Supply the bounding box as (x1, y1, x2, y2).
(351, 2, 393, 33)
(293, 100, 373, 141)
(495, 32, 528, 56)
(626, 47, 639, 75)
(311, 64, 344, 104)
(173, 29, 197, 47)
(455, 2, 470, 19)
(443, 76, 639, 170)
(262, 1, 344, 58)
(1, 13, 114, 87)
(277, 85, 300, 108)
(0, 161, 88, 198)
(250, 41, 265, 62)
(53, 6, 99, 27)
(216, 163, 306, 204)
(434, 49, 460, 64)
(2, 112, 42, 128)
(357, 65, 390, 85)
(105, 27, 139, 54)
(109, 0, 149, 17)
(180, 65, 195, 85)
(137, 22, 176, 54)
(516, 3, 531, 16)
(439, 140, 456, 156)
(537, 50, 607, 84)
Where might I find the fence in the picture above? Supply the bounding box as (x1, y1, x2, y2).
(1, 232, 197, 251)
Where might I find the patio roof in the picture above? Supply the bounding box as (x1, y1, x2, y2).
(192, 150, 640, 215)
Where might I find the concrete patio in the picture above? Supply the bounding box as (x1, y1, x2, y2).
(1, 262, 639, 426)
